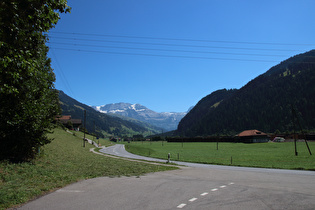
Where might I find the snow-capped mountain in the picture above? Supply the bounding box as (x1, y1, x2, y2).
(92, 102, 187, 131)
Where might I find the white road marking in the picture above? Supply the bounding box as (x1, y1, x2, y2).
(176, 183, 235, 209)
(57, 189, 83, 193)
(177, 203, 186, 208)
(189, 198, 198, 202)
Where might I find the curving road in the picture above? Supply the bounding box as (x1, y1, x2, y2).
(100, 144, 315, 175)
(20, 144, 315, 210)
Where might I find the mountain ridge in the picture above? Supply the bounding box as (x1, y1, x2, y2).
(58, 91, 161, 137)
(92, 102, 187, 131)
(177, 50, 315, 136)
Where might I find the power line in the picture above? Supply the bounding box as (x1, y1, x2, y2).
(48, 41, 290, 57)
(48, 35, 306, 53)
(50, 49, 75, 97)
(49, 31, 315, 46)
(47, 32, 314, 62)
(48, 46, 315, 63)
(48, 47, 282, 62)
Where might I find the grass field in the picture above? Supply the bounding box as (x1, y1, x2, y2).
(0, 128, 177, 209)
(68, 130, 114, 147)
(125, 141, 315, 170)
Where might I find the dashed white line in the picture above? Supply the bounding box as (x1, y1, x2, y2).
(177, 203, 187, 208)
(189, 198, 198, 202)
(176, 182, 235, 209)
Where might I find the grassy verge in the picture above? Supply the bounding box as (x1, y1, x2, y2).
(0, 128, 177, 209)
(68, 130, 114, 147)
(125, 141, 315, 170)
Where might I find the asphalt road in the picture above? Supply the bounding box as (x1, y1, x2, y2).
(19, 145, 315, 210)
(99, 144, 315, 175)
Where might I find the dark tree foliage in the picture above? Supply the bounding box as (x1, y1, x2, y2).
(177, 50, 315, 137)
(0, 0, 70, 161)
(178, 88, 238, 136)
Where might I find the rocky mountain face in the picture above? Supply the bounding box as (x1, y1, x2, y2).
(58, 91, 156, 137)
(92, 103, 187, 131)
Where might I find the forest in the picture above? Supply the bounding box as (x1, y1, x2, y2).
(177, 50, 315, 137)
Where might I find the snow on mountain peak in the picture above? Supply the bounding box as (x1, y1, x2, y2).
(92, 102, 188, 131)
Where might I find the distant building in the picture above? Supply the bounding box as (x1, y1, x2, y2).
(55, 115, 82, 131)
(237, 129, 270, 143)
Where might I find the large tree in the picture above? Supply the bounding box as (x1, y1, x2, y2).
(0, 0, 70, 161)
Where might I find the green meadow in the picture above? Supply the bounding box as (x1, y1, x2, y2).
(0, 128, 177, 209)
(125, 141, 315, 170)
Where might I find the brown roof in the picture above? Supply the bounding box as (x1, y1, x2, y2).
(55, 115, 82, 126)
(56, 115, 71, 120)
(238, 130, 267, 137)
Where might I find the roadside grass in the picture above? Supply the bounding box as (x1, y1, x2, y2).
(125, 141, 315, 170)
(69, 130, 114, 147)
(0, 128, 177, 209)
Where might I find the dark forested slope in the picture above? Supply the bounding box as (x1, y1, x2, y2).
(177, 50, 315, 136)
(58, 91, 152, 137)
(177, 88, 238, 136)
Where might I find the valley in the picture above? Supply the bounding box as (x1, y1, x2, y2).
(59, 50, 315, 139)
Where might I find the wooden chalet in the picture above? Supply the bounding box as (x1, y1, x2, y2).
(55, 115, 82, 131)
(237, 129, 270, 143)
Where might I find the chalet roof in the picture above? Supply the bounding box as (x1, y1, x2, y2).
(238, 130, 267, 137)
(55, 115, 82, 126)
(57, 115, 71, 120)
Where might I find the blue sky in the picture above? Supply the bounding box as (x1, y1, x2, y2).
(48, 0, 315, 112)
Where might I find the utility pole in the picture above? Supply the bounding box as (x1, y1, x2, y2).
(162, 129, 164, 146)
(291, 105, 312, 156)
(294, 108, 312, 155)
(83, 110, 86, 147)
(93, 120, 95, 142)
(217, 140, 219, 150)
(292, 105, 298, 156)
(293, 114, 298, 156)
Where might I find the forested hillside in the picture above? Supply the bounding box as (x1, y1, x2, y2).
(177, 50, 315, 136)
(177, 88, 238, 136)
(58, 91, 156, 137)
